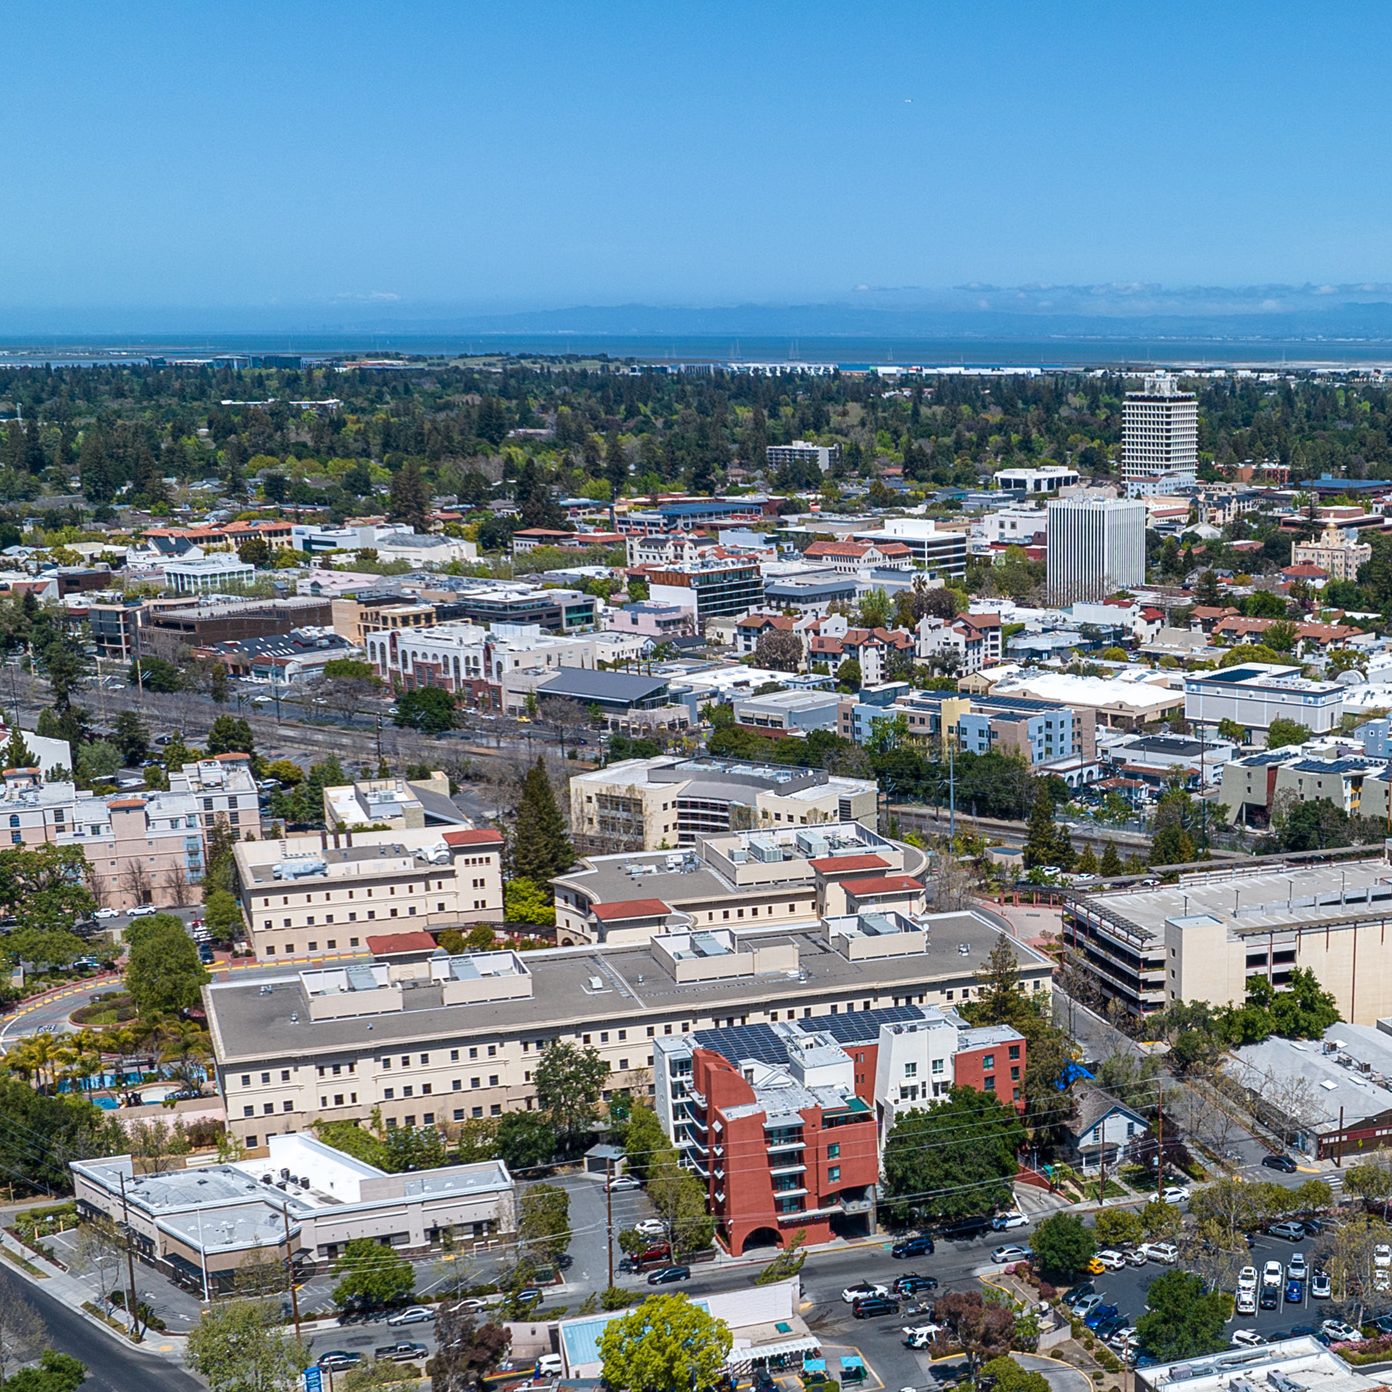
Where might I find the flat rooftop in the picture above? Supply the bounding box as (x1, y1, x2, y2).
(1076, 858, 1392, 942)
(207, 913, 1050, 1065)
(1138, 1336, 1385, 1392)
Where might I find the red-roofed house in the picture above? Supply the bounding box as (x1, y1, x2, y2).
(587, 899, 673, 938)
(803, 539, 915, 574)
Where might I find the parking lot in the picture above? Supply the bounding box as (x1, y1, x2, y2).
(1076, 1229, 1357, 1348)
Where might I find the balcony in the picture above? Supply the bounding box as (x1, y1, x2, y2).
(769, 1162, 807, 1176)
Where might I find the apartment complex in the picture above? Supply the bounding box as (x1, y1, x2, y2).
(1184, 663, 1344, 740)
(850, 518, 968, 582)
(1046, 496, 1146, 603)
(1219, 746, 1387, 826)
(1063, 855, 1392, 1022)
(72, 1135, 514, 1287)
(766, 440, 842, 474)
(204, 913, 1054, 1148)
(567, 756, 879, 854)
(645, 558, 766, 625)
(168, 755, 263, 841)
(653, 1005, 1025, 1254)
(61, 791, 206, 910)
(1122, 372, 1198, 497)
(552, 821, 928, 946)
(233, 826, 504, 960)
(1291, 525, 1373, 583)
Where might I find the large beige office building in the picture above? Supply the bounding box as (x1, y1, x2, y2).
(205, 913, 1054, 1149)
(1064, 854, 1392, 1021)
(234, 826, 504, 961)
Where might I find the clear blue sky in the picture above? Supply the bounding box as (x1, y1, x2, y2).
(4, 2, 1392, 319)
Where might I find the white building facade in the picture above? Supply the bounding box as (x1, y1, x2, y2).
(1122, 373, 1198, 497)
(1046, 496, 1146, 603)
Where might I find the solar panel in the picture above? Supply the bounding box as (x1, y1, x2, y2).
(692, 1023, 786, 1066)
(795, 1004, 924, 1045)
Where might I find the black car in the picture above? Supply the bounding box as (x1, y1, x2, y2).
(1262, 1154, 1299, 1173)
(647, 1265, 691, 1286)
(1063, 1281, 1095, 1306)
(892, 1234, 936, 1258)
(894, 1274, 939, 1296)
(1260, 1287, 1280, 1310)
(852, 1295, 898, 1319)
(940, 1216, 991, 1241)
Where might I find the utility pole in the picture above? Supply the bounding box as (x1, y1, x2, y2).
(281, 1204, 301, 1341)
(948, 734, 956, 843)
(117, 1171, 142, 1339)
(1155, 1090, 1165, 1204)
(605, 1157, 615, 1290)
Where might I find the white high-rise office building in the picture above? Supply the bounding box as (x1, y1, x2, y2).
(1122, 372, 1198, 497)
(1046, 496, 1146, 603)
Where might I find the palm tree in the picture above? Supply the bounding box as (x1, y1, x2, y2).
(155, 1019, 211, 1090)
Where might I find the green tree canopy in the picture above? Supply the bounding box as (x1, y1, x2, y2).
(534, 1042, 609, 1148)
(1266, 717, 1311, 750)
(597, 1294, 732, 1392)
(393, 686, 456, 734)
(496, 1111, 557, 1171)
(331, 1237, 415, 1310)
(185, 1297, 309, 1392)
(1030, 1213, 1096, 1279)
(511, 760, 573, 886)
(125, 913, 210, 1016)
(1135, 1269, 1231, 1361)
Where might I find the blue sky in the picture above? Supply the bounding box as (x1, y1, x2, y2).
(4, 3, 1392, 319)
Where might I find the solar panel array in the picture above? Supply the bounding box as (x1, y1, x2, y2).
(795, 1003, 924, 1044)
(691, 1022, 786, 1066)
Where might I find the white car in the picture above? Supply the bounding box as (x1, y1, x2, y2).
(1262, 1261, 1284, 1288)
(1139, 1242, 1178, 1264)
(1161, 1185, 1190, 1204)
(1238, 1266, 1258, 1291)
(1106, 1327, 1138, 1351)
(842, 1283, 889, 1304)
(127, 905, 155, 917)
(1235, 1290, 1257, 1316)
(1321, 1320, 1362, 1344)
(634, 1219, 665, 1239)
(386, 1307, 432, 1326)
(1095, 1250, 1127, 1271)
(1288, 1252, 1308, 1282)
(607, 1174, 640, 1191)
(93, 907, 120, 920)
(991, 1211, 1028, 1230)
(902, 1324, 942, 1349)
(991, 1245, 1030, 1265)
(1231, 1331, 1266, 1349)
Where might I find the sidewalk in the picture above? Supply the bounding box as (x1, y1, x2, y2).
(0, 1225, 187, 1362)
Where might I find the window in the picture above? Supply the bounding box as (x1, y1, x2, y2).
(827, 1142, 840, 1159)
(488, 1075, 499, 1088)
(828, 1166, 840, 1183)
(384, 1088, 395, 1100)
(983, 1076, 995, 1092)
(1008, 1045, 1021, 1060)
(931, 1058, 945, 1074)
(904, 1062, 918, 1078)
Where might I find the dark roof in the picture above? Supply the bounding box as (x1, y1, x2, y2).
(691, 1022, 786, 1066)
(536, 669, 670, 702)
(793, 1004, 925, 1046)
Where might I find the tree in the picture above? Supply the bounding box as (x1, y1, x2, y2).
(0, 726, 34, 770)
(511, 759, 573, 885)
(1022, 783, 1072, 871)
(645, 1151, 716, 1257)
(597, 1294, 732, 1392)
(1217, 718, 1245, 744)
(1267, 717, 1311, 750)
(1098, 840, 1122, 876)
(202, 887, 243, 941)
(1344, 1159, 1392, 1216)
(185, 1298, 309, 1392)
(125, 914, 210, 1016)
(339, 1362, 421, 1392)
(882, 1087, 1025, 1221)
(1135, 1270, 1231, 1361)
(388, 459, 431, 533)
(836, 658, 863, 691)
(129, 656, 182, 693)
(73, 1216, 125, 1308)
(496, 1111, 556, 1171)
(979, 1358, 1051, 1392)
(111, 710, 149, 766)
(1093, 1208, 1144, 1249)
(534, 1042, 609, 1149)
(504, 877, 554, 926)
(1265, 619, 1299, 654)
(934, 1290, 1015, 1373)
(622, 1102, 672, 1182)
(427, 1304, 510, 1392)
(39, 640, 86, 711)
(1030, 1213, 1095, 1279)
(0, 1284, 45, 1384)
(206, 715, 255, 756)
(331, 1238, 415, 1310)
(394, 686, 456, 734)
(1139, 1198, 1182, 1241)
(517, 1183, 571, 1266)
(752, 629, 804, 672)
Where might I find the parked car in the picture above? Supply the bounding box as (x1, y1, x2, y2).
(375, 1343, 428, 1363)
(1311, 1270, 1332, 1300)
(1107, 1326, 1138, 1351)
(1084, 1304, 1120, 1331)
(1269, 1221, 1306, 1242)
(1095, 1250, 1127, 1271)
(535, 1356, 564, 1378)
(893, 1274, 938, 1296)
(318, 1353, 365, 1370)
(851, 1296, 898, 1320)
(608, 1174, 640, 1191)
(1260, 1287, 1279, 1311)
(1161, 1186, 1190, 1204)
(1063, 1282, 1095, 1308)
(991, 1211, 1028, 1231)
(516, 1288, 543, 1304)
(1236, 1290, 1257, 1316)
(1070, 1294, 1104, 1319)
(93, 908, 120, 920)
(1288, 1252, 1308, 1281)
(1262, 1154, 1298, 1173)
(1321, 1320, 1362, 1344)
(1086, 1257, 1107, 1275)
(1238, 1266, 1258, 1291)
(634, 1219, 666, 1240)
(902, 1324, 943, 1349)
(1231, 1331, 1266, 1349)
(1124, 1248, 1148, 1267)
(647, 1266, 691, 1286)
(940, 1216, 992, 1241)
(1285, 1279, 1305, 1304)
(891, 1235, 936, 1258)
(842, 1283, 890, 1304)
(991, 1245, 1030, 1265)
(128, 905, 155, 917)
(387, 1307, 432, 1326)
(1262, 1261, 1284, 1288)
(1139, 1243, 1178, 1264)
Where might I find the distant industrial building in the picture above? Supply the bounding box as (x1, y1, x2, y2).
(1184, 663, 1344, 741)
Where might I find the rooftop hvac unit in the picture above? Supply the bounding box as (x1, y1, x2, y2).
(588, 976, 603, 991)
(280, 1168, 290, 1179)
(262, 1174, 273, 1185)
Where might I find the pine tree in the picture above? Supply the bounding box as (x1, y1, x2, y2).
(511, 759, 573, 889)
(1, 725, 34, 770)
(1099, 841, 1122, 877)
(1075, 844, 1099, 874)
(388, 459, 431, 533)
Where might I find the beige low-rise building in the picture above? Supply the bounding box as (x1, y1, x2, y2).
(567, 755, 878, 854)
(205, 912, 1054, 1148)
(322, 771, 463, 832)
(1065, 853, 1392, 1021)
(234, 826, 504, 961)
(552, 821, 927, 946)
(1292, 527, 1372, 582)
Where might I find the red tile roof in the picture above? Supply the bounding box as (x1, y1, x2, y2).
(108, 797, 147, 810)
(590, 898, 672, 922)
(841, 874, 924, 897)
(441, 828, 505, 848)
(366, 931, 438, 955)
(808, 854, 891, 875)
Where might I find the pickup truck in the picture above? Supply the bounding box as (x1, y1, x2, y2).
(374, 1343, 428, 1363)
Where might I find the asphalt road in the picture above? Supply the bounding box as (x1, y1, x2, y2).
(0, 1263, 201, 1392)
